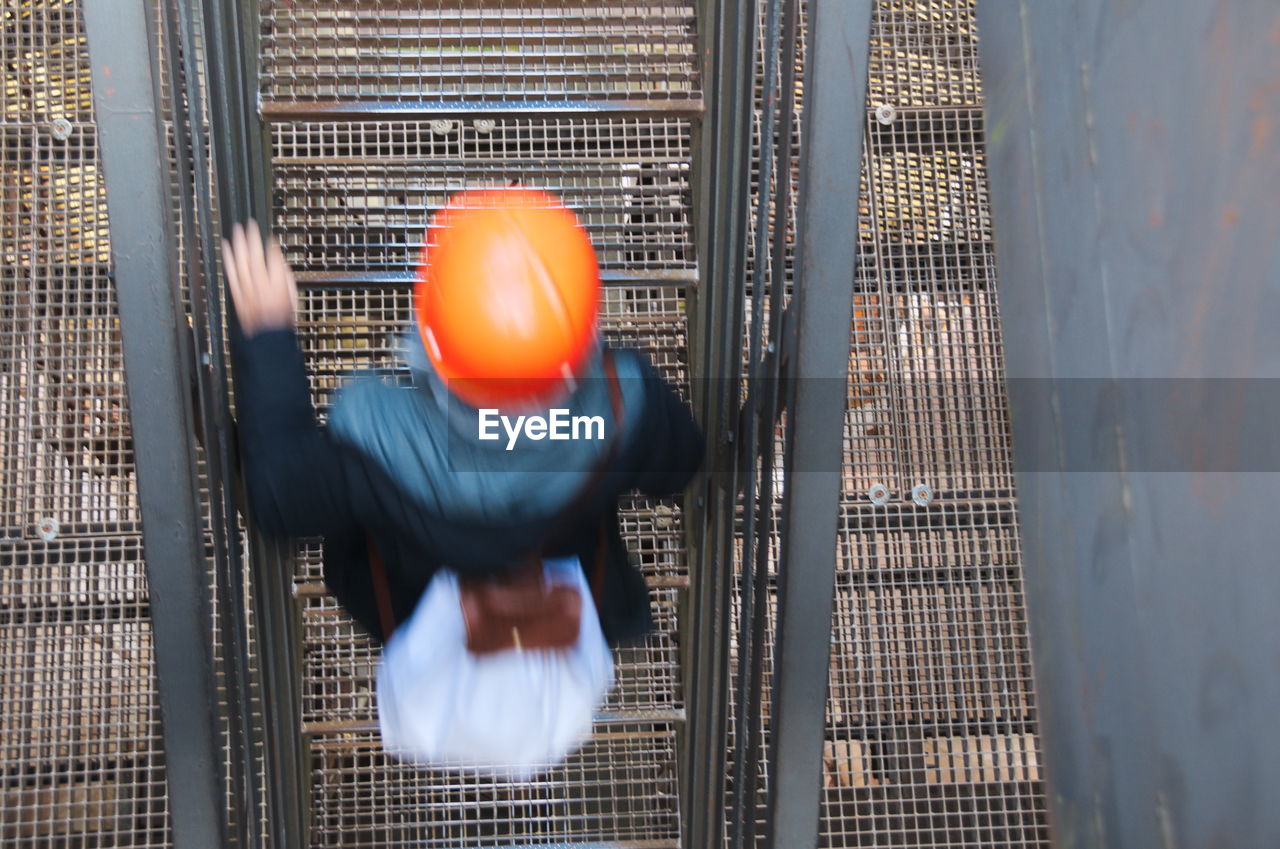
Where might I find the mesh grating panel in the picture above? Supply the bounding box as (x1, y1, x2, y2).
(2, 121, 135, 540)
(308, 728, 680, 848)
(0, 538, 169, 846)
(272, 118, 694, 274)
(2, 0, 97, 123)
(866, 0, 982, 109)
(724, 1, 1047, 846)
(829, 506, 1035, 732)
(278, 59, 699, 840)
(2, 3, 171, 844)
(295, 285, 414, 404)
(842, 287, 1015, 504)
(617, 494, 686, 583)
(820, 2, 1047, 846)
(259, 0, 698, 106)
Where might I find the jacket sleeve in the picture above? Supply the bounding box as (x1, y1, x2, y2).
(230, 326, 360, 539)
(628, 355, 705, 498)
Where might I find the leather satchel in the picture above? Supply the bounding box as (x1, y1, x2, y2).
(459, 561, 583, 653)
(367, 350, 624, 656)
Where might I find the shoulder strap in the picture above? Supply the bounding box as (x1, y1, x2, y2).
(366, 536, 397, 641)
(538, 349, 625, 548)
(365, 349, 626, 642)
(546, 350, 624, 608)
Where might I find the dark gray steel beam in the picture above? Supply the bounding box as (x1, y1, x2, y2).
(192, 1, 310, 845)
(201, 0, 272, 226)
(764, 2, 873, 847)
(683, 0, 758, 844)
(154, 3, 259, 845)
(977, 2, 1280, 847)
(731, 0, 801, 844)
(82, 1, 226, 846)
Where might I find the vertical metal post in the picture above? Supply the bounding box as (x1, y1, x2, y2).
(684, 0, 758, 844)
(199, 0, 272, 223)
(154, 3, 260, 845)
(82, 0, 227, 846)
(192, 1, 309, 846)
(731, 0, 799, 845)
(764, 2, 872, 847)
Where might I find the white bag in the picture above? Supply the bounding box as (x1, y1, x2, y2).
(375, 556, 614, 779)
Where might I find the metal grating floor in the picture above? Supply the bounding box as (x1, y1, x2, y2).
(273, 118, 695, 275)
(265, 1, 697, 846)
(822, 2, 1046, 846)
(1, 1, 171, 845)
(724, 1, 1048, 847)
(290, 291, 691, 846)
(259, 0, 698, 107)
(2, 1, 1050, 847)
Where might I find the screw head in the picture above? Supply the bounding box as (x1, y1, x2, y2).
(36, 517, 60, 541)
(875, 104, 897, 125)
(50, 118, 73, 140)
(868, 483, 890, 505)
(473, 118, 496, 134)
(911, 483, 934, 506)
(430, 119, 456, 136)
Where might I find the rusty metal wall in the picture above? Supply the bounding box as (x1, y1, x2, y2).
(1, 1, 171, 845)
(978, 2, 1280, 847)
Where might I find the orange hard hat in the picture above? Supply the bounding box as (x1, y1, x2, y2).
(414, 187, 601, 409)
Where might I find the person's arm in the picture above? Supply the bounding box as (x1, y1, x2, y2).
(629, 355, 705, 498)
(224, 220, 358, 538)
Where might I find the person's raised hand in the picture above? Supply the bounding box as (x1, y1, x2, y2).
(221, 219, 298, 336)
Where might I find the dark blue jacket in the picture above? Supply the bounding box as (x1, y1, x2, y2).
(231, 326, 703, 646)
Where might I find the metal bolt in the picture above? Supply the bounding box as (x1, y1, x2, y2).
(868, 483, 890, 505)
(473, 118, 496, 134)
(36, 517, 60, 541)
(49, 117, 73, 140)
(911, 483, 934, 506)
(430, 119, 455, 136)
(875, 103, 896, 125)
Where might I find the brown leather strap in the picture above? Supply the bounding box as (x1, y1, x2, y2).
(590, 522, 608, 607)
(560, 350, 625, 523)
(525, 349, 625, 549)
(589, 352, 623, 607)
(541, 350, 625, 607)
(603, 349, 623, 420)
(366, 536, 397, 641)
